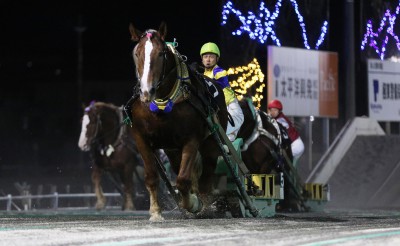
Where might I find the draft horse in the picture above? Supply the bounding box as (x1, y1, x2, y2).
(78, 101, 143, 211)
(238, 98, 307, 211)
(127, 22, 228, 221)
(237, 97, 292, 174)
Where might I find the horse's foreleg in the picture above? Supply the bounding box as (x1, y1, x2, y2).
(145, 155, 163, 221)
(196, 141, 221, 215)
(120, 167, 135, 211)
(92, 166, 106, 210)
(176, 141, 203, 213)
(134, 138, 163, 221)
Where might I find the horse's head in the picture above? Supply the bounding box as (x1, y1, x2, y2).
(260, 111, 294, 167)
(78, 102, 121, 152)
(129, 22, 170, 102)
(237, 98, 257, 141)
(78, 101, 100, 151)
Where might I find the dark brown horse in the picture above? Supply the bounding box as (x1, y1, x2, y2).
(237, 98, 309, 211)
(237, 97, 293, 175)
(127, 22, 228, 220)
(78, 101, 143, 211)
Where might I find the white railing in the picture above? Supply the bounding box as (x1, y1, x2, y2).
(0, 192, 121, 211)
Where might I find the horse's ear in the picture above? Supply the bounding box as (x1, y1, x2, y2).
(159, 21, 167, 41)
(129, 23, 142, 42)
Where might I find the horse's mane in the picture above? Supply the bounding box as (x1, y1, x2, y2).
(87, 102, 127, 143)
(258, 110, 292, 152)
(87, 101, 120, 112)
(237, 97, 257, 141)
(186, 68, 226, 117)
(94, 102, 109, 107)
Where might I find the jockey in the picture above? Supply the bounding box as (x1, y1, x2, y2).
(200, 42, 244, 141)
(267, 99, 305, 168)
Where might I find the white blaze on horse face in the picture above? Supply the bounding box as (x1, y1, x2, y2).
(78, 114, 90, 151)
(140, 38, 154, 98)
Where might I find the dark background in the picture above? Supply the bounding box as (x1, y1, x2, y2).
(1, 0, 399, 195)
(0, 0, 225, 194)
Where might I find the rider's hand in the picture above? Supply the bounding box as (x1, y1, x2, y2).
(189, 62, 204, 73)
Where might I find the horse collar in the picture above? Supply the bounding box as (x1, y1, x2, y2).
(149, 44, 190, 114)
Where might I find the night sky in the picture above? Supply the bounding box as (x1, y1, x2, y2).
(1, 1, 220, 83)
(0, 1, 221, 176)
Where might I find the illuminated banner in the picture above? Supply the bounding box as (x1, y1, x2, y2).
(267, 46, 338, 118)
(368, 59, 400, 122)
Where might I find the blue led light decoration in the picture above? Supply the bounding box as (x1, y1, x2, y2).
(361, 1, 400, 60)
(221, 0, 328, 50)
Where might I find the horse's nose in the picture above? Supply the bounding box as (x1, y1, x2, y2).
(143, 91, 149, 99)
(140, 89, 151, 102)
(140, 88, 155, 102)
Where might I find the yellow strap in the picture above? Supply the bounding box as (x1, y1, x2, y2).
(152, 44, 190, 107)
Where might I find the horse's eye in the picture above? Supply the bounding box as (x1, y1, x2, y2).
(159, 51, 164, 57)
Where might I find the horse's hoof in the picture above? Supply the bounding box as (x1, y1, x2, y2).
(223, 144, 229, 153)
(181, 210, 196, 219)
(188, 194, 203, 213)
(123, 202, 136, 211)
(195, 205, 225, 219)
(123, 206, 135, 212)
(95, 202, 106, 210)
(149, 213, 164, 222)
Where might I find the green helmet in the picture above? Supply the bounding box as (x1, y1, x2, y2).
(200, 42, 220, 57)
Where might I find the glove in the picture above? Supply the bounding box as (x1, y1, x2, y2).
(189, 62, 204, 74)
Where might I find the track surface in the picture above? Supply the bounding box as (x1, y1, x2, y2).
(1, 209, 400, 246)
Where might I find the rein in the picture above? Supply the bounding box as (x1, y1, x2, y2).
(136, 31, 169, 90)
(135, 34, 191, 113)
(153, 42, 168, 90)
(128, 32, 219, 126)
(150, 43, 191, 112)
(242, 110, 281, 152)
(259, 110, 282, 146)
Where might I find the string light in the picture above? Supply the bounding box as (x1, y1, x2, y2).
(221, 0, 328, 50)
(361, 0, 400, 60)
(228, 58, 265, 108)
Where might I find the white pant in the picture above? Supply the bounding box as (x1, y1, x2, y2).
(226, 99, 244, 141)
(291, 137, 305, 167)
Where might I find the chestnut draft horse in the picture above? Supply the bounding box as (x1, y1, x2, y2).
(78, 101, 144, 211)
(127, 22, 228, 221)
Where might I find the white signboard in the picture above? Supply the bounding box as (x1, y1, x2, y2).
(267, 46, 338, 118)
(368, 59, 400, 122)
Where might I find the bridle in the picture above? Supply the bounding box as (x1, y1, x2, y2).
(87, 107, 125, 148)
(87, 113, 101, 145)
(135, 30, 170, 91)
(131, 30, 190, 114)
